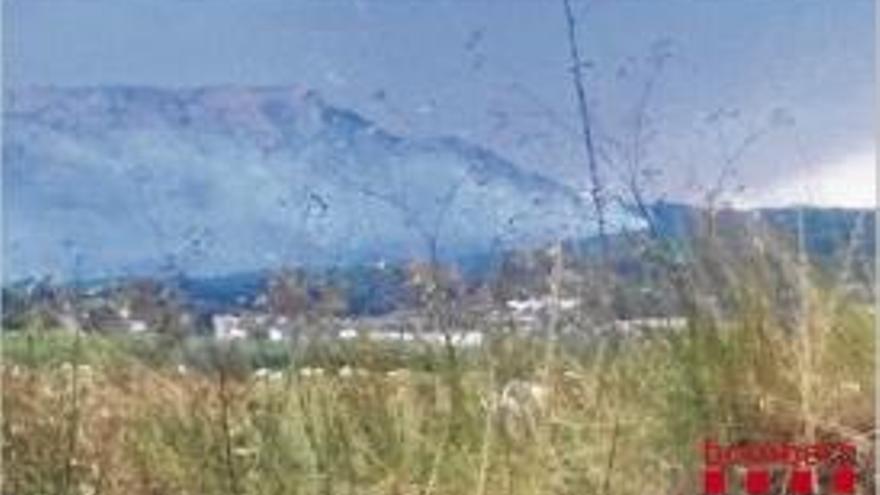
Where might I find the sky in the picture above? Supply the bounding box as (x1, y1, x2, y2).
(4, 0, 876, 207)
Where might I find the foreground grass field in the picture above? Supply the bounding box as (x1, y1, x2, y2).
(2, 289, 874, 495)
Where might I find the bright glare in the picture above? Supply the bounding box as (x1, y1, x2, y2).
(738, 150, 876, 208)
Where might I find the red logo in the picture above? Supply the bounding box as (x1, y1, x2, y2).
(702, 440, 857, 494)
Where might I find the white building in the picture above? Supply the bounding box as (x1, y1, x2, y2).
(212, 314, 248, 340)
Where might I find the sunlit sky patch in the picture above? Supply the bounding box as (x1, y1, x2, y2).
(737, 151, 876, 209)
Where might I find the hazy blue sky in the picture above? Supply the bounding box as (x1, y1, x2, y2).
(5, 0, 875, 206)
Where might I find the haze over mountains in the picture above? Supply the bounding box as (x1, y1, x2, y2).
(5, 86, 625, 282)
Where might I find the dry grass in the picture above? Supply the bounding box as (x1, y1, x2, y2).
(2, 228, 875, 495)
(2, 298, 873, 495)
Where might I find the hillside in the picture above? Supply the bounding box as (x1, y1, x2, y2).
(4, 86, 632, 281)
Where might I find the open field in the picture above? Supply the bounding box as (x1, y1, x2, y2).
(2, 292, 873, 495)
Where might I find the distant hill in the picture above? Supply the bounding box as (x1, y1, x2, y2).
(4, 86, 872, 310)
(153, 204, 878, 315)
(4, 202, 871, 320)
(646, 202, 875, 261)
(5, 86, 636, 282)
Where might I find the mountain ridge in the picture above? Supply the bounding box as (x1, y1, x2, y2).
(4, 86, 621, 282)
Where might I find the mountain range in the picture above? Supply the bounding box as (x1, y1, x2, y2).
(4, 86, 629, 282)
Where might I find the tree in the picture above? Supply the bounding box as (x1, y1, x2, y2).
(265, 269, 311, 320)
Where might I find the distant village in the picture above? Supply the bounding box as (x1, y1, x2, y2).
(3, 279, 686, 351)
(3, 251, 690, 349)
